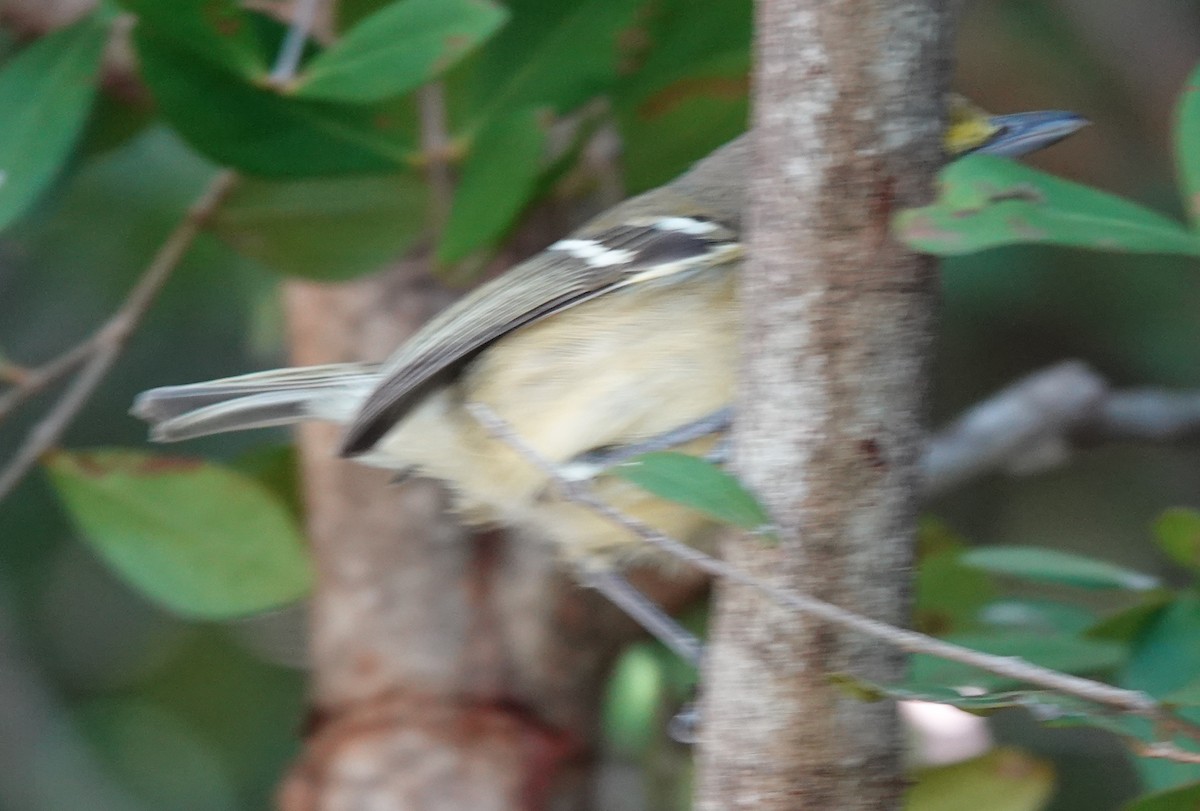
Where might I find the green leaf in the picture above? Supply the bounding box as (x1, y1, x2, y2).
(1154, 508, 1200, 573)
(436, 107, 546, 262)
(906, 749, 1054, 811)
(133, 25, 416, 176)
(1175, 61, 1200, 228)
(894, 155, 1200, 257)
(118, 0, 266, 78)
(606, 451, 772, 534)
(295, 0, 508, 103)
(915, 518, 995, 636)
(910, 631, 1125, 691)
(1087, 591, 1173, 642)
(211, 172, 428, 279)
(1117, 595, 1200, 790)
(45, 449, 313, 620)
(603, 644, 666, 757)
(0, 13, 109, 232)
(1164, 678, 1200, 708)
(961, 545, 1160, 591)
(472, 0, 642, 125)
(1123, 782, 1200, 811)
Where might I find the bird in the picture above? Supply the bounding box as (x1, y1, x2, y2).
(134, 98, 1086, 659)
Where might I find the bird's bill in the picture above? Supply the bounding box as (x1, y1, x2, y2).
(974, 109, 1090, 157)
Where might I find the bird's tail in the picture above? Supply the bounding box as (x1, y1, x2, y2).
(132, 363, 382, 442)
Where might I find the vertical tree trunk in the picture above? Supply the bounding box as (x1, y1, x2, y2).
(696, 1, 952, 808)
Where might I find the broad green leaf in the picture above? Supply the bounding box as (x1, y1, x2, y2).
(472, 0, 641, 126)
(915, 519, 994, 635)
(910, 631, 1125, 691)
(211, 172, 427, 279)
(45, 449, 313, 620)
(615, 0, 751, 191)
(1087, 591, 1173, 642)
(1175, 61, 1200, 228)
(606, 451, 771, 534)
(894, 155, 1200, 257)
(1154, 508, 1200, 572)
(1117, 595, 1200, 790)
(0, 13, 109, 232)
(436, 107, 546, 262)
(134, 26, 416, 176)
(906, 749, 1054, 811)
(119, 0, 266, 77)
(980, 598, 1097, 636)
(295, 0, 508, 103)
(1123, 782, 1200, 811)
(961, 545, 1160, 591)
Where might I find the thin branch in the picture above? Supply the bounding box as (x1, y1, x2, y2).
(269, 0, 322, 86)
(417, 82, 455, 231)
(0, 332, 98, 424)
(1131, 740, 1200, 766)
(0, 172, 238, 503)
(464, 402, 1161, 718)
(923, 360, 1200, 498)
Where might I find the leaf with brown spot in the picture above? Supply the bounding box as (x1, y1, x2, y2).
(45, 448, 312, 619)
(894, 155, 1200, 258)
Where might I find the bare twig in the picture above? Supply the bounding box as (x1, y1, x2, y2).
(1131, 740, 1200, 766)
(465, 401, 1161, 717)
(268, 0, 321, 86)
(417, 83, 455, 231)
(0, 172, 238, 503)
(0, 330, 102, 423)
(923, 360, 1200, 498)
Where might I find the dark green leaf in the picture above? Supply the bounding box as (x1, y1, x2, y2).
(894, 155, 1200, 257)
(915, 519, 995, 635)
(1123, 782, 1200, 811)
(1175, 61, 1200, 228)
(211, 172, 427, 279)
(910, 631, 1125, 691)
(961, 545, 1160, 591)
(436, 107, 546, 262)
(231, 444, 303, 518)
(606, 451, 772, 534)
(1154, 508, 1200, 573)
(1087, 591, 1173, 642)
(1118, 595, 1200, 790)
(0, 13, 109, 232)
(133, 25, 416, 176)
(119, 0, 266, 77)
(45, 449, 313, 619)
(907, 749, 1054, 811)
(295, 0, 508, 103)
(472, 0, 641, 125)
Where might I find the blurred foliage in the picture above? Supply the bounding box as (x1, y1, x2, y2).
(0, 0, 1199, 810)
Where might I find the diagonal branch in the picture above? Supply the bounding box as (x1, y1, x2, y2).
(0, 171, 238, 503)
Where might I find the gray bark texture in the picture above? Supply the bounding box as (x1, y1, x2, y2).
(696, 1, 953, 808)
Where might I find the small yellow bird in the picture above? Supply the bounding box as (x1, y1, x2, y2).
(134, 99, 1085, 655)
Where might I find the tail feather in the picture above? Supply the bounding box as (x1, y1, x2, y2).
(133, 363, 382, 442)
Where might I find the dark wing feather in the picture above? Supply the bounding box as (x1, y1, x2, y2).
(339, 218, 741, 455)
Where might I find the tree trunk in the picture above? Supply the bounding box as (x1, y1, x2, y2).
(696, 1, 952, 808)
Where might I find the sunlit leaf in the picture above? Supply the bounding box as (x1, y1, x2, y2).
(894, 155, 1200, 257)
(906, 749, 1054, 811)
(436, 107, 546, 262)
(45, 449, 313, 619)
(961, 545, 1160, 591)
(0, 13, 109, 232)
(607, 451, 772, 534)
(1153, 508, 1200, 572)
(295, 0, 508, 103)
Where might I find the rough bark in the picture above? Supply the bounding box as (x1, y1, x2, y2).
(696, 1, 952, 808)
(277, 243, 706, 810)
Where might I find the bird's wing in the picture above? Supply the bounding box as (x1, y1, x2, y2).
(340, 215, 742, 455)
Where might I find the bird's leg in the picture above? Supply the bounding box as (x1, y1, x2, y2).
(562, 406, 733, 480)
(579, 568, 703, 667)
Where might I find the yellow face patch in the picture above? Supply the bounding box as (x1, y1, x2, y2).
(945, 94, 1002, 157)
